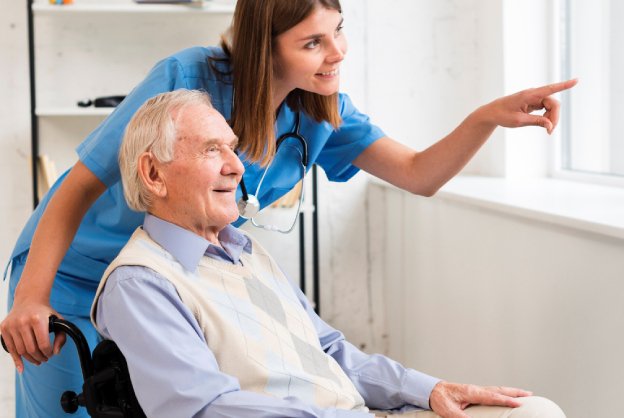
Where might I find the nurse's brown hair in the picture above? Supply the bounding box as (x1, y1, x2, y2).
(216, 0, 342, 166)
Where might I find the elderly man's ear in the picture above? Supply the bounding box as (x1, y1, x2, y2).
(137, 152, 168, 198)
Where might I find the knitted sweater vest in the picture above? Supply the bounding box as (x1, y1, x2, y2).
(91, 228, 367, 412)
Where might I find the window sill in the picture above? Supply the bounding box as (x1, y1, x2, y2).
(369, 175, 624, 240)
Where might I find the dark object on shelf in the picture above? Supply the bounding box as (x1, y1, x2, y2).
(1, 316, 146, 418)
(134, 0, 200, 3)
(77, 95, 126, 108)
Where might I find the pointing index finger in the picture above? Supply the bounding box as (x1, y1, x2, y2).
(535, 78, 578, 96)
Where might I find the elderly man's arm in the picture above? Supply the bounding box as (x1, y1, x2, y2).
(292, 285, 532, 416)
(95, 266, 374, 418)
(291, 283, 441, 411)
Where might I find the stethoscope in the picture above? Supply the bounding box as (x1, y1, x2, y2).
(237, 111, 309, 233)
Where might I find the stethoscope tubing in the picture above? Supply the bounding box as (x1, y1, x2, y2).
(237, 111, 309, 233)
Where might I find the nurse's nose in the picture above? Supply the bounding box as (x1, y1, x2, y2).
(326, 37, 346, 64)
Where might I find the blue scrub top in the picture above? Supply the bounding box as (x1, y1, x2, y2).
(9, 46, 385, 316)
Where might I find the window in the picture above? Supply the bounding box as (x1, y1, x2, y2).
(561, 0, 624, 179)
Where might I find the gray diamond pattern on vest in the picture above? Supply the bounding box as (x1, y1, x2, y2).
(290, 332, 343, 386)
(244, 276, 287, 326)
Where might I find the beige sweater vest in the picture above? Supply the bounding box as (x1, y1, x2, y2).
(91, 228, 366, 412)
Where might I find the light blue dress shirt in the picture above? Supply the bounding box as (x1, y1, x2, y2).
(95, 214, 441, 418)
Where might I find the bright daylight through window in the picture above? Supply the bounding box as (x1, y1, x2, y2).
(561, 0, 624, 178)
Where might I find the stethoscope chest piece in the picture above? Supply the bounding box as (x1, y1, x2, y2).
(237, 194, 260, 219)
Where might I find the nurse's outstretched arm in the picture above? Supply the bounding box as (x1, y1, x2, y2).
(353, 79, 578, 196)
(0, 162, 106, 373)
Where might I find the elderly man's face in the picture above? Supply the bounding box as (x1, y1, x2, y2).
(160, 102, 243, 239)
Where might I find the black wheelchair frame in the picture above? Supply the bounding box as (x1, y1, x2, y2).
(2, 316, 146, 418)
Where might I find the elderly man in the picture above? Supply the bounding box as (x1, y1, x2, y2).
(91, 90, 565, 418)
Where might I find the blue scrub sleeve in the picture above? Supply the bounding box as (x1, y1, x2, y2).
(316, 94, 386, 182)
(76, 57, 189, 187)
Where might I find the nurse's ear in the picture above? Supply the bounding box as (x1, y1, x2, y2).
(137, 151, 168, 198)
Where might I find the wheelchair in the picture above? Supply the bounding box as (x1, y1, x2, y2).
(1, 315, 146, 418)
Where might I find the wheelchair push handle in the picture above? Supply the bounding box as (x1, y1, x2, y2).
(1, 315, 94, 378)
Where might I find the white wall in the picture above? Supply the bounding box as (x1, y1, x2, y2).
(368, 182, 624, 418)
(1, 0, 31, 276)
(0, 1, 31, 416)
(325, 0, 569, 350)
(318, 0, 512, 352)
(335, 3, 616, 418)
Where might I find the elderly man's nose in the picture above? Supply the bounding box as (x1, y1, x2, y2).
(223, 148, 245, 175)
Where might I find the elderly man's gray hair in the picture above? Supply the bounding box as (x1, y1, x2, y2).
(119, 89, 214, 212)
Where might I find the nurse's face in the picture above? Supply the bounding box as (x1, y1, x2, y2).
(273, 6, 347, 97)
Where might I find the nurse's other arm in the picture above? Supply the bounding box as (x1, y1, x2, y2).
(0, 161, 105, 372)
(353, 79, 577, 196)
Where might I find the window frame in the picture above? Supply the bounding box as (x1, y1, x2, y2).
(553, 0, 624, 187)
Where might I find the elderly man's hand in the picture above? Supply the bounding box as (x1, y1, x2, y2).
(429, 381, 532, 418)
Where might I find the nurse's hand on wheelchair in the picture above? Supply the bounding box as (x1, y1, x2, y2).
(0, 301, 66, 373)
(3, 316, 136, 417)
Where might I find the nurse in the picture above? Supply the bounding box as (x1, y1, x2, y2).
(1, 0, 576, 417)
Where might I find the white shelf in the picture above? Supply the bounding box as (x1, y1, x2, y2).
(36, 107, 114, 116)
(33, 1, 235, 14)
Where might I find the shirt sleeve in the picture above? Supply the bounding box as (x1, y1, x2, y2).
(289, 283, 441, 412)
(95, 266, 374, 418)
(76, 56, 189, 188)
(316, 93, 386, 182)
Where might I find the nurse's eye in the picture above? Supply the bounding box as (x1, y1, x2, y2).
(335, 25, 344, 36)
(304, 39, 321, 49)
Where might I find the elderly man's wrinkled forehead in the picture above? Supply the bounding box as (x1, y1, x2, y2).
(170, 102, 238, 151)
(170, 101, 219, 128)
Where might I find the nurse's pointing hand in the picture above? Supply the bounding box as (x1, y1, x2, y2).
(479, 78, 578, 135)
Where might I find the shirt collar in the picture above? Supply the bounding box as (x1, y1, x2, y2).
(143, 213, 252, 271)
